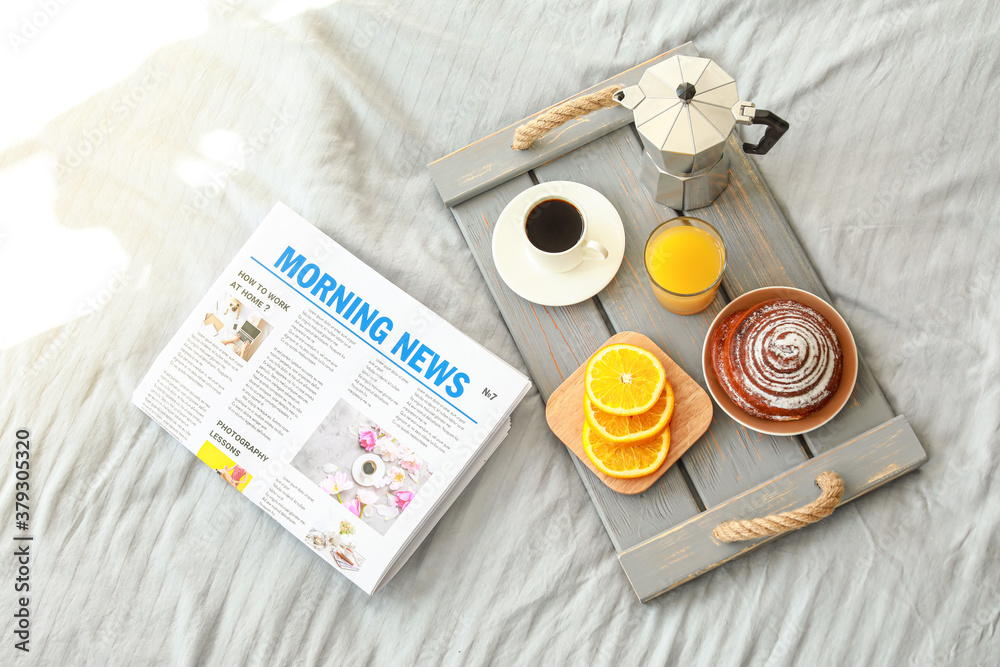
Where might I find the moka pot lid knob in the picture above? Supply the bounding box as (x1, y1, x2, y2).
(618, 55, 741, 173)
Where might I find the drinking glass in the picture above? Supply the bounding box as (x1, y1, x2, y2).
(643, 216, 727, 315)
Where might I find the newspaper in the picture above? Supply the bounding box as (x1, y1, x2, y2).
(133, 203, 531, 594)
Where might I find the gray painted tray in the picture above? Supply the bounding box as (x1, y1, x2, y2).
(428, 42, 927, 602)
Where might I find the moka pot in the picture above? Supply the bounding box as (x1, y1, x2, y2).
(613, 55, 789, 210)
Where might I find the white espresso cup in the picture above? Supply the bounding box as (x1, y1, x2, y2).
(522, 193, 609, 273)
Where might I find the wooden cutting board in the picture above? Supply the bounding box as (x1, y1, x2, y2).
(545, 331, 712, 494)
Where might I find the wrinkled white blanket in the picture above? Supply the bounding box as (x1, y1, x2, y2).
(1, 1, 997, 664)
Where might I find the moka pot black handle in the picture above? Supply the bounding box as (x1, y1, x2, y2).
(742, 109, 789, 155)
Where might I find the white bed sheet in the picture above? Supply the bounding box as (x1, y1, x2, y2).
(2, 1, 998, 664)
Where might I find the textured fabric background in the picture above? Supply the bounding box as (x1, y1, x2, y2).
(1, 1, 998, 664)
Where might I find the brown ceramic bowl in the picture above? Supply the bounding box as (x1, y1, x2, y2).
(701, 286, 858, 436)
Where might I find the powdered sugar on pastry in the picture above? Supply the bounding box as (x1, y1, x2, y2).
(711, 299, 843, 421)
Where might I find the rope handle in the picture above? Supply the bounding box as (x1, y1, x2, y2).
(712, 471, 845, 543)
(511, 85, 623, 151)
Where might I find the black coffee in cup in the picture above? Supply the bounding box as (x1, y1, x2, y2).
(525, 198, 583, 253)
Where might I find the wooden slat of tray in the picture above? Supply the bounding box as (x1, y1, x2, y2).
(618, 415, 926, 602)
(698, 138, 895, 454)
(429, 43, 699, 207)
(451, 174, 702, 550)
(546, 332, 713, 494)
(534, 128, 810, 508)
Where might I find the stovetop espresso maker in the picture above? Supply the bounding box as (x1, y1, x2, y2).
(613, 55, 788, 210)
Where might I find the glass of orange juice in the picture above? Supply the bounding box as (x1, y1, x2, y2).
(644, 217, 726, 315)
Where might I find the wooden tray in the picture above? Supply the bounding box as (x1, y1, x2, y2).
(429, 42, 927, 602)
(546, 332, 712, 494)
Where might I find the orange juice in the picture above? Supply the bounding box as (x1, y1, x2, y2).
(644, 219, 725, 315)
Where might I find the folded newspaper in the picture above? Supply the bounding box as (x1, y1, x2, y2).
(133, 203, 531, 594)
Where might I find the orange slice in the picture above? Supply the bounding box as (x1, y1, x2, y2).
(582, 421, 670, 479)
(584, 380, 674, 443)
(585, 343, 665, 416)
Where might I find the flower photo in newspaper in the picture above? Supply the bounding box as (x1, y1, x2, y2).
(292, 399, 433, 536)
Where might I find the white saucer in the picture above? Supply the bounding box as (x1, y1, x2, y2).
(492, 182, 625, 307)
(352, 454, 384, 486)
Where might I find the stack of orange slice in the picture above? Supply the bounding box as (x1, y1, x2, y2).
(582, 343, 674, 479)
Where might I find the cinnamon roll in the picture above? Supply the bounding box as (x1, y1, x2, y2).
(710, 299, 843, 421)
